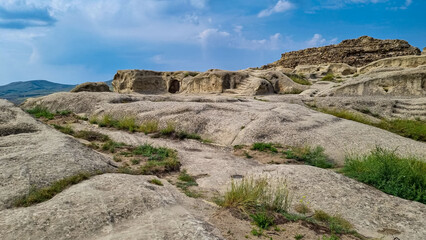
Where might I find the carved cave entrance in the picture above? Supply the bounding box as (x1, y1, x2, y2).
(168, 80, 180, 93)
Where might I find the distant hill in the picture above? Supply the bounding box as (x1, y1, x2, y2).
(0, 80, 75, 104)
(0, 80, 114, 105)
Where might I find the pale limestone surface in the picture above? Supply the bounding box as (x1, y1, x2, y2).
(0, 99, 115, 210)
(67, 124, 426, 240)
(22, 93, 426, 165)
(0, 174, 223, 240)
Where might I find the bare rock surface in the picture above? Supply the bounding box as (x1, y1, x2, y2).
(0, 99, 114, 210)
(265, 36, 420, 68)
(310, 96, 426, 120)
(0, 174, 223, 240)
(294, 63, 357, 78)
(359, 55, 426, 74)
(22, 92, 426, 164)
(68, 124, 426, 240)
(319, 66, 426, 97)
(71, 82, 111, 92)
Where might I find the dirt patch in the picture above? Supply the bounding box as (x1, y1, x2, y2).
(210, 210, 361, 240)
(233, 145, 302, 165)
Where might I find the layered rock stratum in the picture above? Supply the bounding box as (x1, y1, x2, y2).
(264, 36, 420, 68)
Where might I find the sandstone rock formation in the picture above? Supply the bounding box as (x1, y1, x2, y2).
(320, 66, 426, 97)
(294, 63, 357, 78)
(112, 70, 199, 94)
(0, 174, 223, 240)
(112, 69, 308, 96)
(359, 55, 426, 74)
(265, 36, 420, 69)
(0, 99, 115, 210)
(71, 82, 111, 92)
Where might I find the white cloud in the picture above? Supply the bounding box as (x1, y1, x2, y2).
(198, 28, 230, 47)
(189, 0, 208, 9)
(307, 34, 326, 47)
(306, 34, 338, 47)
(258, 0, 295, 18)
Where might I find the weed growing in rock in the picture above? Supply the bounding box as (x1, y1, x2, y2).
(131, 159, 141, 165)
(284, 146, 334, 168)
(52, 124, 74, 135)
(26, 106, 55, 119)
(322, 235, 340, 240)
(149, 179, 163, 186)
(116, 117, 138, 132)
(250, 211, 275, 229)
(313, 210, 353, 234)
(140, 149, 180, 175)
(244, 151, 253, 159)
(316, 107, 426, 142)
(251, 142, 278, 153)
(176, 131, 202, 140)
(176, 170, 201, 198)
(138, 120, 159, 134)
(343, 147, 426, 204)
(376, 119, 426, 142)
(321, 73, 335, 81)
(251, 228, 263, 237)
(287, 74, 312, 85)
(56, 110, 72, 116)
(102, 140, 126, 153)
(74, 130, 110, 142)
(294, 234, 305, 240)
(160, 121, 176, 136)
(294, 196, 311, 214)
(14, 172, 92, 207)
(132, 144, 171, 161)
(222, 176, 291, 213)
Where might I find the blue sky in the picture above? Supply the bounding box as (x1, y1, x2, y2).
(0, 0, 425, 85)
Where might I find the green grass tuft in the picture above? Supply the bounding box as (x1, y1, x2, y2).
(176, 131, 202, 140)
(56, 110, 72, 116)
(222, 176, 291, 213)
(251, 142, 278, 153)
(287, 74, 311, 85)
(149, 179, 163, 186)
(376, 119, 426, 142)
(52, 124, 74, 135)
(321, 73, 335, 81)
(160, 122, 176, 135)
(250, 211, 275, 229)
(116, 116, 138, 132)
(313, 210, 353, 234)
(294, 234, 305, 240)
(101, 140, 126, 153)
(133, 143, 171, 161)
(138, 120, 159, 134)
(316, 107, 426, 142)
(74, 130, 110, 142)
(14, 172, 92, 207)
(342, 147, 426, 204)
(26, 106, 55, 120)
(284, 146, 334, 168)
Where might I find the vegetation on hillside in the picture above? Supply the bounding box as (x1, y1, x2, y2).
(343, 147, 426, 204)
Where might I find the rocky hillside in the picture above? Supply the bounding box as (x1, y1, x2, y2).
(264, 36, 420, 68)
(1, 36, 425, 240)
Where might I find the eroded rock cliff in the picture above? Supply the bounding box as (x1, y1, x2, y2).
(265, 36, 420, 68)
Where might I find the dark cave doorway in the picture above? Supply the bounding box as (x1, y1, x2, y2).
(168, 80, 180, 93)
